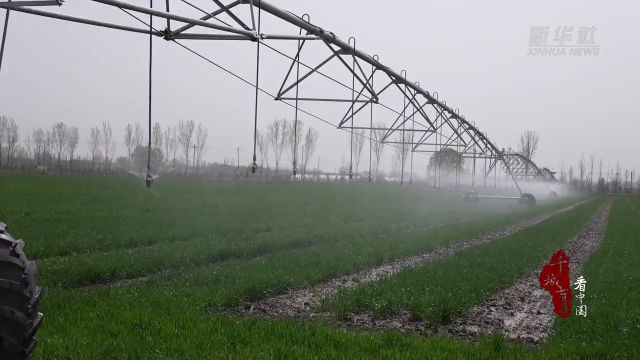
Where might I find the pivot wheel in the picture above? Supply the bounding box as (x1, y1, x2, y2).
(0, 223, 43, 360)
(518, 193, 537, 207)
(463, 191, 479, 203)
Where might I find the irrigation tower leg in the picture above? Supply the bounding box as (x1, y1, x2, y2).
(0, 0, 11, 72)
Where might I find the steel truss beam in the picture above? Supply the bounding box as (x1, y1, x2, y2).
(0, 0, 558, 191)
(5, 1, 62, 6)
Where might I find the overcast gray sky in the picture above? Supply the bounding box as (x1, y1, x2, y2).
(1, 0, 638, 176)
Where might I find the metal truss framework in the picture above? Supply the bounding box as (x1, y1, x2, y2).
(490, 153, 557, 182)
(0, 0, 556, 192)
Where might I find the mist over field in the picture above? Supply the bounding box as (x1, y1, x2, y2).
(0, 1, 638, 359)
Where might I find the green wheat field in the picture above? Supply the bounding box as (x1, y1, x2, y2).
(0, 173, 637, 359)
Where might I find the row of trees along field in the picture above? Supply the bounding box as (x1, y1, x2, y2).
(0, 114, 427, 181)
(559, 154, 637, 193)
(0, 115, 325, 180)
(255, 118, 318, 177)
(513, 130, 636, 194)
(0, 114, 636, 192)
(123, 120, 208, 176)
(0, 115, 211, 176)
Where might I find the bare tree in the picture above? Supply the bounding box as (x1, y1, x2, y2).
(194, 123, 208, 175)
(301, 127, 319, 176)
(4, 118, 18, 169)
(88, 126, 101, 172)
(267, 118, 287, 175)
(32, 129, 45, 166)
(163, 125, 171, 167)
(170, 126, 179, 167)
(52, 122, 68, 172)
(152, 122, 163, 151)
(134, 122, 144, 149)
(24, 133, 34, 168)
(67, 126, 79, 171)
(598, 159, 603, 182)
(256, 129, 269, 176)
(588, 155, 595, 192)
(0, 116, 6, 169)
(102, 121, 113, 172)
(625, 169, 630, 192)
(178, 119, 195, 176)
(578, 153, 586, 190)
(392, 132, 409, 181)
(518, 130, 540, 160)
(286, 119, 303, 173)
(352, 129, 365, 177)
(44, 131, 52, 169)
(163, 125, 178, 167)
(124, 123, 134, 161)
(109, 140, 116, 170)
(615, 162, 622, 192)
(569, 166, 574, 187)
(371, 123, 386, 180)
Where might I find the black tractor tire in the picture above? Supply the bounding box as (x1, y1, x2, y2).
(0, 222, 43, 360)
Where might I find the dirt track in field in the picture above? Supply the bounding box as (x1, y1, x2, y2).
(235, 199, 591, 322)
(443, 201, 610, 345)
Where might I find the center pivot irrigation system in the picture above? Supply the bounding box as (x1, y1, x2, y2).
(0, 0, 557, 205)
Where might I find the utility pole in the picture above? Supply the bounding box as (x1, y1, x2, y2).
(236, 146, 241, 179)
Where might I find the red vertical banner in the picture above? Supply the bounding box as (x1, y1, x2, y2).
(539, 249, 572, 318)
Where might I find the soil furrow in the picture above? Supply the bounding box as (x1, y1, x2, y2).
(443, 201, 611, 345)
(336, 200, 608, 343)
(235, 199, 590, 319)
